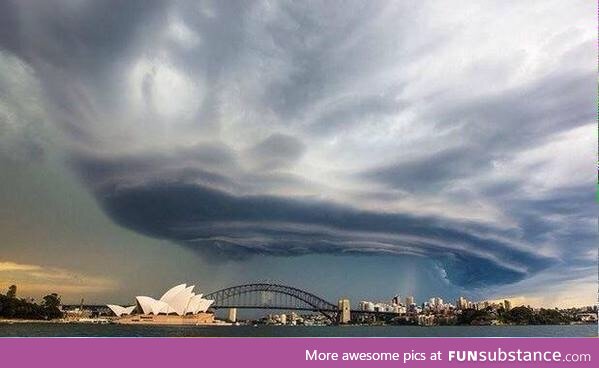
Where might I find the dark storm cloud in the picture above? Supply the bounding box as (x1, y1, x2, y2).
(0, 0, 167, 67)
(0, 1, 20, 55)
(0, 0, 170, 145)
(93, 180, 553, 287)
(248, 1, 446, 126)
(429, 71, 595, 152)
(362, 146, 492, 192)
(359, 70, 595, 193)
(71, 144, 240, 193)
(0, 0, 595, 294)
(503, 186, 597, 252)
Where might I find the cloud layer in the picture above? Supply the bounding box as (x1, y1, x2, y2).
(0, 261, 116, 296)
(0, 0, 595, 291)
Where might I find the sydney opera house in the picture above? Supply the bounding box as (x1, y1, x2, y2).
(107, 284, 219, 325)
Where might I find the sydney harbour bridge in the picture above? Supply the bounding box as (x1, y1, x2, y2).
(204, 283, 397, 323)
(204, 283, 340, 322)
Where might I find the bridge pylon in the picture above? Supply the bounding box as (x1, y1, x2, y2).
(337, 299, 351, 324)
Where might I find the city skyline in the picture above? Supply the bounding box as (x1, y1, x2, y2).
(3, 278, 592, 311)
(0, 0, 596, 309)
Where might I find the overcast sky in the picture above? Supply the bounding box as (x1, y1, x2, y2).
(0, 0, 596, 308)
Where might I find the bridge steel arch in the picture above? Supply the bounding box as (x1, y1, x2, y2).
(205, 283, 339, 321)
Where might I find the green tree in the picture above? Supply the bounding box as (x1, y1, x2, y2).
(0, 291, 64, 320)
(505, 306, 535, 325)
(42, 293, 63, 319)
(536, 308, 568, 324)
(6, 285, 17, 299)
(457, 308, 495, 325)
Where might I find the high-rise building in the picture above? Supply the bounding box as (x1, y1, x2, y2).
(359, 300, 375, 312)
(391, 294, 401, 306)
(504, 300, 512, 311)
(428, 297, 443, 307)
(338, 299, 351, 324)
(456, 297, 468, 309)
(405, 296, 415, 306)
(393, 305, 405, 314)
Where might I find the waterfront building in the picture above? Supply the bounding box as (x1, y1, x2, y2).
(578, 313, 598, 322)
(289, 312, 300, 325)
(360, 299, 402, 314)
(377, 302, 395, 313)
(63, 307, 93, 321)
(265, 313, 289, 325)
(417, 314, 435, 326)
(395, 305, 406, 314)
(106, 283, 218, 325)
(359, 301, 375, 312)
(405, 296, 415, 306)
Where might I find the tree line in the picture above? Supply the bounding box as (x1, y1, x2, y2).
(457, 306, 574, 325)
(0, 285, 63, 320)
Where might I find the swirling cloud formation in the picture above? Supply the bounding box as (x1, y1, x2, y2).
(0, 0, 595, 289)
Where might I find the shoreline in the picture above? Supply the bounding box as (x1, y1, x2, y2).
(0, 318, 233, 326)
(1, 319, 596, 327)
(0, 319, 64, 324)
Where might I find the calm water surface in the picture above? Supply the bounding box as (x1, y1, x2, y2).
(0, 324, 596, 337)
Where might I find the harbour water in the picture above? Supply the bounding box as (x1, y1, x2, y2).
(0, 323, 596, 337)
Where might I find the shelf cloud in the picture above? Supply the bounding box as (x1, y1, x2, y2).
(0, 0, 595, 291)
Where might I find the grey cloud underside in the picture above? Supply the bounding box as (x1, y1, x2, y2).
(88, 177, 554, 287)
(362, 146, 491, 192)
(72, 151, 564, 288)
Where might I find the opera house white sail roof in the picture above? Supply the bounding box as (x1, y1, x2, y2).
(106, 304, 136, 317)
(107, 284, 214, 317)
